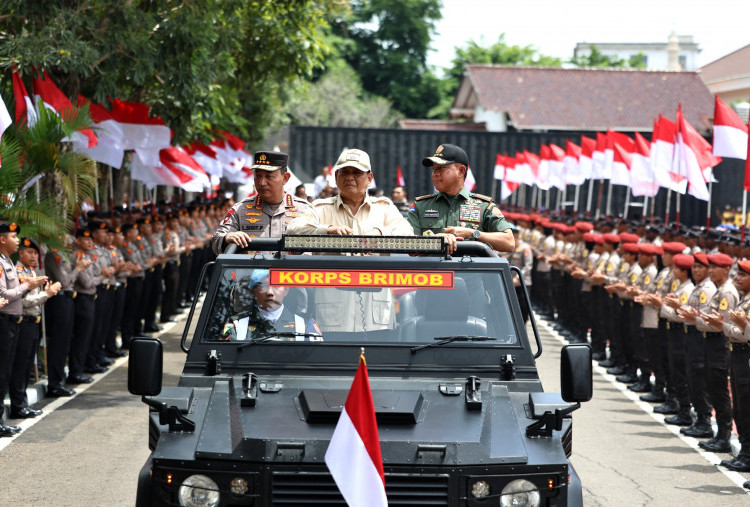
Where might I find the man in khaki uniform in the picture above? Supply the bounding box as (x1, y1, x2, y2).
(212, 151, 310, 253)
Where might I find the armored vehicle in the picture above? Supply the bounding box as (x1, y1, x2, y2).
(129, 235, 592, 506)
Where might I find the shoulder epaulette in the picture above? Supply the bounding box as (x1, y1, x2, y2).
(470, 193, 493, 202)
(312, 197, 337, 206)
(414, 194, 435, 201)
(16, 265, 23, 271)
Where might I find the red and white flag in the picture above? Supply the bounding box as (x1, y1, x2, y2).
(0, 94, 11, 140)
(184, 142, 223, 177)
(563, 139, 584, 185)
(12, 68, 37, 126)
(650, 115, 685, 192)
(712, 96, 748, 160)
(592, 132, 608, 179)
(325, 352, 387, 507)
(578, 135, 595, 181)
(73, 96, 125, 168)
(464, 166, 477, 191)
(609, 131, 634, 186)
(674, 106, 721, 201)
(547, 143, 566, 190)
(131, 146, 210, 192)
(32, 71, 97, 148)
(110, 98, 172, 151)
(396, 165, 405, 187)
(537, 145, 552, 190)
(630, 132, 657, 197)
(523, 150, 540, 187)
(493, 154, 506, 180)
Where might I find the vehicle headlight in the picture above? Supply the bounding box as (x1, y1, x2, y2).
(471, 480, 491, 498)
(500, 479, 540, 507)
(178, 474, 220, 507)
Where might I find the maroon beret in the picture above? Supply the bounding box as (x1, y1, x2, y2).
(672, 254, 694, 270)
(707, 253, 734, 268)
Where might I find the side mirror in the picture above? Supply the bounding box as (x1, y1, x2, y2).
(560, 345, 592, 403)
(128, 337, 163, 396)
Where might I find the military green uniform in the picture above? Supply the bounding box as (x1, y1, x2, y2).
(407, 188, 511, 236)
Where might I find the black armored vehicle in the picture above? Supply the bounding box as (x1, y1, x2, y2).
(129, 235, 592, 506)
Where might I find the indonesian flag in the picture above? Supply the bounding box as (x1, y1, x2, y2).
(464, 166, 477, 191)
(32, 71, 97, 148)
(493, 154, 506, 180)
(578, 135, 595, 181)
(325, 353, 387, 507)
(396, 165, 405, 187)
(547, 143, 566, 190)
(500, 161, 520, 200)
(12, 69, 36, 126)
(73, 96, 125, 168)
(592, 132, 607, 179)
(651, 115, 685, 192)
(712, 96, 748, 160)
(110, 98, 172, 150)
(523, 150, 540, 187)
(564, 139, 584, 185)
(630, 132, 657, 197)
(184, 142, 223, 176)
(131, 146, 210, 192)
(609, 131, 635, 186)
(674, 106, 721, 201)
(0, 94, 10, 140)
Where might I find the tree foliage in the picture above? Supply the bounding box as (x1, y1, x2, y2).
(329, 0, 443, 119)
(569, 45, 647, 69)
(0, 0, 336, 145)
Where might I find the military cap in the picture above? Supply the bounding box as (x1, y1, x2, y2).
(136, 217, 152, 225)
(638, 243, 662, 256)
(684, 229, 700, 239)
(0, 221, 20, 234)
(672, 254, 694, 270)
(661, 242, 687, 254)
(251, 151, 289, 172)
(603, 233, 620, 244)
(18, 237, 40, 252)
(89, 220, 109, 231)
(249, 269, 269, 288)
(575, 221, 594, 232)
(332, 148, 371, 173)
(619, 232, 640, 244)
(694, 252, 709, 266)
(622, 242, 640, 254)
(113, 226, 123, 234)
(422, 143, 469, 167)
(75, 228, 92, 238)
(120, 222, 138, 231)
(583, 232, 604, 244)
(707, 253, 734, 268)
(737, 260, 750, 274)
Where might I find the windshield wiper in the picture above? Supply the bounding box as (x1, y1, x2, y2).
(410, 335, 496, 354)
(237, 332, 323, 350)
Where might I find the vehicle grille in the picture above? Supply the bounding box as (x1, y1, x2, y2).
(562, 423, 573, 458)
(271, 471, 450, 505)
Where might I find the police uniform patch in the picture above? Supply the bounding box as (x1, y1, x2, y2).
(221, 209, 236, 225)
(285, 212, 298, 218)
(245, 218, 261, 224)
(619, 263, 627, 273)
(644, 275, 651, 285)
(245, 204, 253, 209)
(491, 207, 504, 218)
(670, 280, 679, 292)
(630, 273, 637, 283)
(245, 226, 263, 231)
(657, 279, 663, 289)
(423, 209, 440, 218)
(699, 292, 707, 304)
(459, 204, 481, 223)
(719, 297, 728, 310)
(680, 293, 688, 305)
(245, 212, 262, 216)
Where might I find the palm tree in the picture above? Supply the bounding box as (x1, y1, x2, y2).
(0, 101, 98, 250)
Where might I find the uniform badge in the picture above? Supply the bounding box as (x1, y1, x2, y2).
(670, 280, 678, 292)
(491, 207, 505, 218)
(221, 209, 236, 225)
(657, 280, 663, 289)
(423, 209, 439, 218)
(408, 204, 416, 214)
(285, 212, 298, 217)
(245, 204, 254, 209)
(680, 293, 688, 305)
(245, 212, 262, 216)
(699, 292, 707, 304)
(619, 263, 626, 273)
(644, 275, 651, 285)
(459, 204, 481, 223)
(630, 273, 637, 283)
(719, 297, 728, 310)
(583, 249, 589, 258)
(245, 218, 261, 224)
(606, 263, 613, 272)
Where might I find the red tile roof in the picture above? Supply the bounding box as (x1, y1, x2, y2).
(398, 119, 487, 131)
(700, 44, 750, 83)
(453, 65, 714, 132)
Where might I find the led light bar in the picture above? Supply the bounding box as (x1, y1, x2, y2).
(282, 235, 444, 254)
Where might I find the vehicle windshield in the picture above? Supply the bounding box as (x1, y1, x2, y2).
(203, 267, 518, 345)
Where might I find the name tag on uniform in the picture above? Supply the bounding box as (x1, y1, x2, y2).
(244, 225, 264, 231)
(459, 204, 481, 223)
(423, 209, 440, 218)
(245, 212, 262, 216)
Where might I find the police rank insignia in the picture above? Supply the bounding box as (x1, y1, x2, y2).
(245, 218, 261, 224)
(644, 275, 651, 285)
(620, 263, 627, 273)
(680, 293, 688, 305)
(630, 273, 637, 283)
(423, 209, 439, 218)
(459, 204, 481, 223)
(670, 280, 679, 292)
(245, 212, 262, 216)
(719, 297, 728, 310)
(657, 280, 663, 289)
(699, 292, 707, 304)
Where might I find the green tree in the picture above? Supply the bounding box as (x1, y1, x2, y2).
(430, 35, 562, 118)
(329, 0, 443, 118)
(569, 45, 647, 69)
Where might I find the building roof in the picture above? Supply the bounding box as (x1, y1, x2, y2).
(700, 44, 750, 83)
(451, 65, 715, 132)
(574, 36, 700, 53)
(398, 119, 487, 131)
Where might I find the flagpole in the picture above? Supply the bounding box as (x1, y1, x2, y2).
(108, 166, 114, 216)
(643, 196, 649, 222)
(558, 186, 566, 215)
(573, 184, 581, 216)
(531, 186, 538, 212)
(545, 189, 550, 213)
(585, 178, 594, 218)
(742, 191, 747, 241)
(623, 188, 631, 219)
(706, 181, 713, 231)
(650, 193, 656, 223)
(675, 192, 681, 228)
(665, 188, 672, 224)
(605, 181, 613, 218)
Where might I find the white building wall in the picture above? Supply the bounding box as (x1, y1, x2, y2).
(473, 105, 506, 132)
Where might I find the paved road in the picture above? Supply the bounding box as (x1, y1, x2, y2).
(2, 311, 750, 506)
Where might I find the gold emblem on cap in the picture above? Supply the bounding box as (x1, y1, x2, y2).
(9, 223, 17, 231)
(435, 145, 444, 155)
(258, 153, 267, 161)
(23, 239, 30, 246)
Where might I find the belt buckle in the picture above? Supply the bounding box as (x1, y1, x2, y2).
(666, 322, 670, 329)
(106, 284, 110, 290)
(730, 343, 733, 352)
(35, 315, 41, 324)
(72, 291, 77, 299)
(16, 315, 23, 324)
(702, 331, 707, 339)
(684, 325, 688, 333)
(94, 293, 98, 301)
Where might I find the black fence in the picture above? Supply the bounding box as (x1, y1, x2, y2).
(289, 125, 745, 227)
